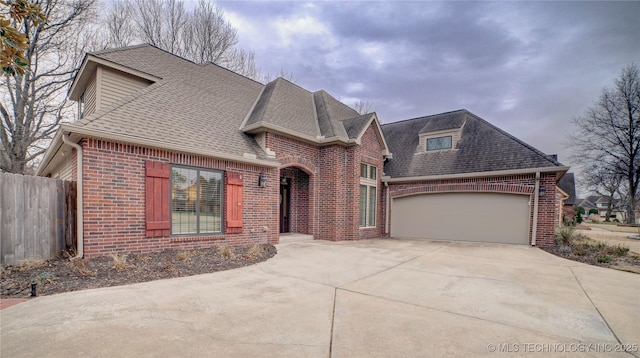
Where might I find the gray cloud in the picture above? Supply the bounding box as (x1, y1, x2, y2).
(219, 1, 640, 185)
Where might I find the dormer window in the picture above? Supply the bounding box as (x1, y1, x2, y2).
(426, 135, 452, 151)
(78, 92, 85, 119)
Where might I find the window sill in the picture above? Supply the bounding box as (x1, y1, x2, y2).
(170, 235, 225, 243)
(359, 226, 377, 229)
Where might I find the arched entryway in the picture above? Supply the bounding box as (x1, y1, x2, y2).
(279, 166, 312, 235)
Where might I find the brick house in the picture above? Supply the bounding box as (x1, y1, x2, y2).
(37, 45, 568, 257)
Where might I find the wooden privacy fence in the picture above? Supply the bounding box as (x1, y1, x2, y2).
(0, 172, 76, 266)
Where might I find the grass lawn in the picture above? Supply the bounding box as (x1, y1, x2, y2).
(583, 223, 639, 233)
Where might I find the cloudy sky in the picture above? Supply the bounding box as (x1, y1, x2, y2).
(216, 0, 639, 180)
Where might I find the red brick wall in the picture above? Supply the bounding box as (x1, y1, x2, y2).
(267, 134, 319, 237)
(266, 126, 388, 241)
(81, 138, 279, 257)
(280, 167, 310, 234)
(358, 124, 385, 239)
(386, 173, 558, 246)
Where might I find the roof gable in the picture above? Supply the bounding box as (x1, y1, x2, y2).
(244, 78, 318, 138)
(63, 46, 270, 164)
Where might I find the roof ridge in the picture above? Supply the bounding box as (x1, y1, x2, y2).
(89, 43, 152, 56)
(203, 62, 265, 86)
(315, 91, 343, 137)
(381, 109, 468, 127)
(315, 89, 360, 116)
(464, 111, 562, 167)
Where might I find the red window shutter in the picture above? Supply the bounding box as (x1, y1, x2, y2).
(225, 172, 243, 234)
(145, 161, 170, 237)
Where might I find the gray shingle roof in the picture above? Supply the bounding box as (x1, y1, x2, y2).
(67, 45, 270, 161)
(313, 90, 359, 138)
(557, 173, 577, 205)
(245, 78, 319, 138)
(62, 45, 380, 166)
(382, 110, 563, 178)
(341, 114, 375, 139)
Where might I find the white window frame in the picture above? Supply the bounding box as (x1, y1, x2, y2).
(78, 92, 85, 119)
(426, 135, 452, 151)
(360, 163, 377, 228)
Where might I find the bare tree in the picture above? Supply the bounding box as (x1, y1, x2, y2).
(571, 64, 640, 224)
(104, 0, 134, 48)
(103, 0, 262, 80)
(580, 164, 621, 221)
(261, 67, 295, 84)
(353, 99, 376, 115)
(0, 0, 98, 173)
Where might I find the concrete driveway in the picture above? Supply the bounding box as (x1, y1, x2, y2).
(2, 239, 639, 357)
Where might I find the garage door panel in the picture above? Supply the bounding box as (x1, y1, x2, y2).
(391, 192, 530, 245)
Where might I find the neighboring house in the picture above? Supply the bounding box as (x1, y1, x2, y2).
(578, 196, 640, 223)
(37, 45, 568, 257)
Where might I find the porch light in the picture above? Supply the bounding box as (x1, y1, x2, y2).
(539, 186, 546, 197)
(258, 173, 267, 188)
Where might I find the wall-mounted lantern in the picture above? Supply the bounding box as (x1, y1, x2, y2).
(258, 173, 267, 188)
(539, 185, 546, 197)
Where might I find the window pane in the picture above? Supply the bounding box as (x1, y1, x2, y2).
(426, 136, 452, 151)
(199, 171, 223, 233)
(360, 163, 368, 178)
(368, 186, 376, 226)
(360, 185, 367, 227)
(369, 166, 377, 180)
(171, 167, 198, 234)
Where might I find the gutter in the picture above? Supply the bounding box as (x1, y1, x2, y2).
(382, 166, 570, 183)
(60, 124, 280, 168)
(531, 172, 540, 246)
(384, 181, 390, 235)
(61, 134, 84, 258)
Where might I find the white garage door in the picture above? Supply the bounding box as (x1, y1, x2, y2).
(391, 192, 530, 244)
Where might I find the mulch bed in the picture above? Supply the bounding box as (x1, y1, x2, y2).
(1, 244, 276, 298)
(541, 236, 640, 273)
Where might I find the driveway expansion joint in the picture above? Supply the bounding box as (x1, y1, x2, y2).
(569, 266, 623, 345)
(335, 287, 597, 344)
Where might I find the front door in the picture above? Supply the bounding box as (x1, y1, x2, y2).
(280, 178, 290, 233)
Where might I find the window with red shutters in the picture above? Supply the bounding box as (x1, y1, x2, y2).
(225, 172, 243, 234)
(145, 161, 170, 237)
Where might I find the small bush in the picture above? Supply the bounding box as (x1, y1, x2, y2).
(32, 272, 55, 284)
(243, 244, 262, 260)
(131, 253, 150, 262)
(218, 245, 235, 259)
(555, 227, 575, 245)
(573, 247, 587, 256)
(602, 244, 630, 257)
(596, 254, 611, 263)
(110, 253, 128, 271)
(176, 251, 192, 261)
(70, 257, 95, 276)
(585, 240, 604, 249)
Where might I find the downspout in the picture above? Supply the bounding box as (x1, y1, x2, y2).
(384, 181, 390, 235)
(62, 134, 83, 258)
(531, 172, 540, 246)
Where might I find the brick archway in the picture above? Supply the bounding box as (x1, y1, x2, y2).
(278, 158, 317, 238)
